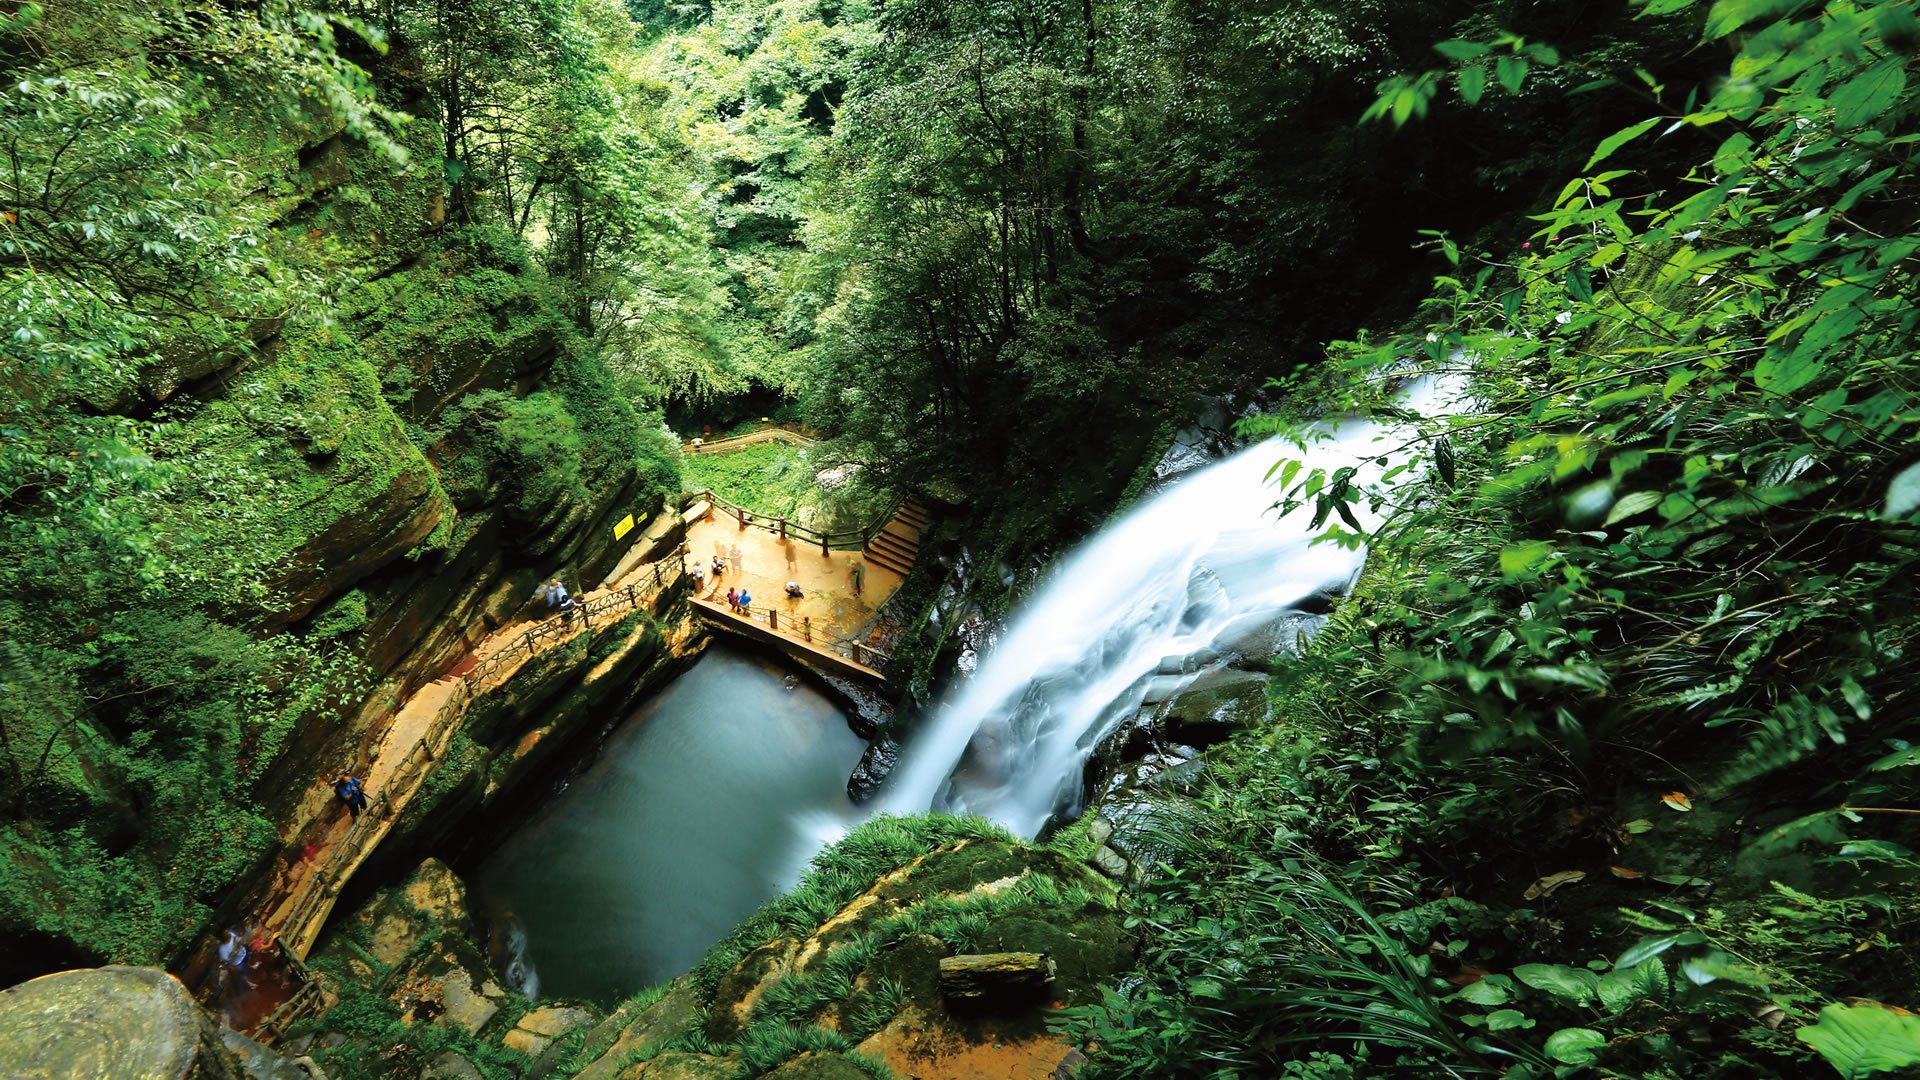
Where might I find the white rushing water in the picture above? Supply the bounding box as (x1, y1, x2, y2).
(873, 376, 1464, 838)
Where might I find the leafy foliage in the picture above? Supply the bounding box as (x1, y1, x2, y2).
(1072, 2, 1920, 1077)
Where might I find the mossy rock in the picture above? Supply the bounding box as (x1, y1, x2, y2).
(1157, 673, 1270, 746)
(616, 1052, 740, 1080)
(761, 1052, 871, 1080)
(704, 939, 796, 1044)
(0, 966, 241, 1080)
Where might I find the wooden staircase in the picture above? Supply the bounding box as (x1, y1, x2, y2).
(863, 500, 930, 578)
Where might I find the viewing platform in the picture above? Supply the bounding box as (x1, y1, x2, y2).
(681, 490, 929, 679)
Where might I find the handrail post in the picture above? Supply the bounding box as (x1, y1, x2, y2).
(778, 518, 787, 541)
(852, 641, 864, 665)
(769, 609, 778, 631)
(821, 532, 829, 557)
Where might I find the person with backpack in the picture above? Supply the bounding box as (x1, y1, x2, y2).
(333, 775, 369, 821)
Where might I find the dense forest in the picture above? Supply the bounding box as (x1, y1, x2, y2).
(2, 0, 1917, 1077)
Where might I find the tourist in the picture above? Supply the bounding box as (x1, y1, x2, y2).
(217, 929, 252, 989)
(785, 581, 803, 599)
(333, 774, 369, 821)
(711, 554, 725, 578)
(738, 588, 752, 614)
(541, 578, 568, 610)
(849, 560, 864, 597)
(558, 593, 577, 625)
(246, 924, 279, 974)
(729, 543, 743, 573)
(690, 562, 706, 592)
(727, 586, 738, 611)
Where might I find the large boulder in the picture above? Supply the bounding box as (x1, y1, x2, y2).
(0, 966, 242, 1080)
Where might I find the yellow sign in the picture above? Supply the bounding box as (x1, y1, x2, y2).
(613, 513, 636, 540)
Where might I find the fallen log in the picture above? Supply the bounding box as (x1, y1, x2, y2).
(937, 952, 1056, 1001)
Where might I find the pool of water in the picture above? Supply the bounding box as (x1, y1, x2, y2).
(474, 646, 866, 1003)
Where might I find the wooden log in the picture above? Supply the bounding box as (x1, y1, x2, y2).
(937, 952, 1056, 1001)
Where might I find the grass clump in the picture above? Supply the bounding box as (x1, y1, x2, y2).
(689, 813, 1012, 997)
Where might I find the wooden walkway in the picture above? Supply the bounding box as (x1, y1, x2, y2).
(689, 597, 885, 681)
(680, 422, 815, 455)
(233, 542, 691, 1040)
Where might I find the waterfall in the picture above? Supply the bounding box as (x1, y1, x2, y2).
(500, 914, 540, 1001)
(873, 377, 1462, 839)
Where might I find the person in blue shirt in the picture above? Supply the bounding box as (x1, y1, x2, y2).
(333, 775, 369, 821)
(738, 589, 752, 614)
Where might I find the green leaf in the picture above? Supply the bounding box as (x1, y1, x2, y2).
(1189, 977, 1225, 999)
(1831, 62, 1907, 129)
(1713, 131, 1753, 175)
(1488, 1009, 1535, 1031)
(1680, 949, 1769, 987)
(1870, 744, 1920, 771)
(1544, 1027, 1607, 1065)
(1453, 978, 1512, 1006)
(1885, 462, 1920, 517)
(1840, 676, 1872, 720)
(1754, 347, 1826, 394)
(1435, 39, 1492, 60)
(1616, 933, 1685, 968)
(1585, 117, 1660, 170)
(1514, 963, 1599, 1002)
(1458, 64, 1486, 104)
(1798, 1004, 1920, 1078)
(1597, 960, 1661, 1014)
(1500, 541, 1552, 579)
(1566, 264, 1594, 303)
(1496, 55, 1529, 94)
(1605, 491, 1663, 525)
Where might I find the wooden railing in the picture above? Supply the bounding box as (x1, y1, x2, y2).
(681, 423, 815, 455)
(250, 949, 327, 1043)
(270, 551, 689, 974)
(701, 596, 893, 672)
(691, 489, 903, 558)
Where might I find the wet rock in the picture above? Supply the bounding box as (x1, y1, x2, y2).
(575, 983, 702, 1080)
(382, 935, 503, 1035)
(401, 860, 471, 931)
(1158, 672, 1268, 747)
(1086, 816, 1114, 847)
(502, 1004, 596, 1056)
(1089, 846, 1132, 880)
(0, 966, 243, 1080)
(846, 734, 900, 803)
(310, 861, 477, 994)
(219, 1028, 310, 1080)
(421, 1051, 486, 1080)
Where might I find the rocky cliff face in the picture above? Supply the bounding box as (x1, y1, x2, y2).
(0, 59, 682, 980)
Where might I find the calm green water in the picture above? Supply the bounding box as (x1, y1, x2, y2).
(476, 646, 865, 1003)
